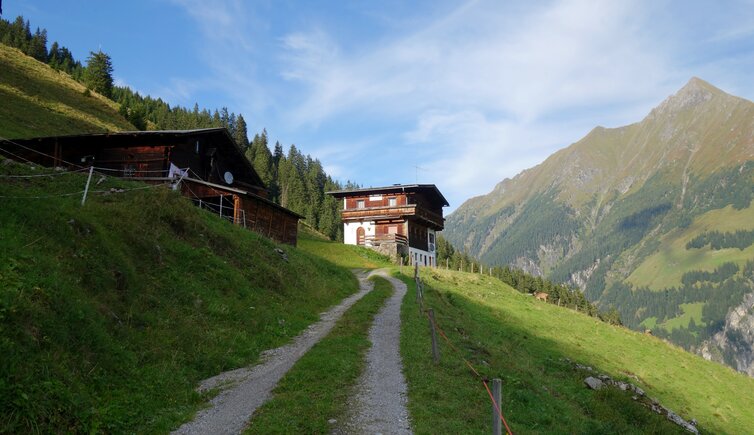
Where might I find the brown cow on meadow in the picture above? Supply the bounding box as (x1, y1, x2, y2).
(534, 292, 548, 302)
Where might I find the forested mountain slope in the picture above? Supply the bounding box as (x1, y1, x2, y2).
(445, 78, 754, 374)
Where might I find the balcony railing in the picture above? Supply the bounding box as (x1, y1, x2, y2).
(364, 233, 408, 247)
(342, 204, 444, 228)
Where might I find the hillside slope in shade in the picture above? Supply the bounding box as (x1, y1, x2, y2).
(402, 267, 754, 434)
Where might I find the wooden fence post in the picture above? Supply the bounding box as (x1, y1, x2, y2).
(492, 378, 502, 435)
(428, 308, 440, 364)
(414, 263, 419, 280)
(400, 256, 403, 274)
(416, 277, 423, 311)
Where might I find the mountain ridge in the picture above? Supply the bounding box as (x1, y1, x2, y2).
(444, 77, 754, 375)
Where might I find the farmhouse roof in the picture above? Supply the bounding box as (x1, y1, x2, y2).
(327, 184, 449, 207)
(11, 128, 265, 187)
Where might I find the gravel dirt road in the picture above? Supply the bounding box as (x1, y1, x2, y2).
(173, 270, 375, 435)
(335, 270, 413, 434)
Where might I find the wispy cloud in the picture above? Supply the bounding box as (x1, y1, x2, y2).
(168, 0, 253, 50)
(275, 0, 678, 207)
(163, 0, 754, 210)
(165, 0, 270, 114)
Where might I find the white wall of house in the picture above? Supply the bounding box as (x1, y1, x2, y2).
(409, 228, 437, 267)
(343, 221, 375, 245)
(409, 247, 435, 267)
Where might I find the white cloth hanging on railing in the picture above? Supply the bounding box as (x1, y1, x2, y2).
(168, 163, 188, 179)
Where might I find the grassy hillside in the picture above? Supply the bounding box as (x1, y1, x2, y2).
(401, 267, 754, 434)
(0, 43, 133, 138)
(5, 157, 753, 434)
(628, 200, 754, 289)
(282, 228, 754, 434)
(0, 157, 358, 433)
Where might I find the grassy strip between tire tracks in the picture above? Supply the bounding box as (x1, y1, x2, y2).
(245, 276, 393, 434)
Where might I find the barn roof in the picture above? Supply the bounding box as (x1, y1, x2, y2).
(10, 128, 265, 188)
(327, 184, 449, 207)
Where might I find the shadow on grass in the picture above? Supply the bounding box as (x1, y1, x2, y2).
(399, 272, 696, 435)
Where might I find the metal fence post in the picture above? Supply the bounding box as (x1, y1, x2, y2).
(80, 166, 94, 206)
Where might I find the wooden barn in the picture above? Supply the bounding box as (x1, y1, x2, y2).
(328, 184, 448, 266)
(5, 128, 301, 245)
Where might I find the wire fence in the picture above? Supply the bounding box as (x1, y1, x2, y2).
(0, 146, 254, 234)
(0, 137, 192, 200)
(189, 196, 247, 228)
(413, 265, 514, 435)
(0, 136, 87, 169)
(0, 160, 177, 200)
(0, 167, 93, 179)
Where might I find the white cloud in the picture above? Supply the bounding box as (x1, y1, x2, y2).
(276, 0, 677, 208)
(280, 0, 670, 122)
(162, 0, 754, 210)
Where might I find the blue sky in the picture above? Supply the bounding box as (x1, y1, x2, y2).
(5, 0, 754, 211)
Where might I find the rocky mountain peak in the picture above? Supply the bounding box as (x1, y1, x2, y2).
(651, 77, 726, 117)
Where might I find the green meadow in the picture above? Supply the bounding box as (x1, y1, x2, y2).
(628, 200, 754, 290)
(401, 267, 754, 434)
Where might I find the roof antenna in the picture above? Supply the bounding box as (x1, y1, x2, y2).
(414, 164, 425, 183)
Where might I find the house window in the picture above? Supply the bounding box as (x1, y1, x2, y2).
(388, 197, 397, 206)
(357, 200, 365, 209)
(429, 232, 435, 244)
(388, 225, 398, 234)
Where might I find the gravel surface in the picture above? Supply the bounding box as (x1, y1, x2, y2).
(173, 270, 375, 435)
(336, 270, 413, 434)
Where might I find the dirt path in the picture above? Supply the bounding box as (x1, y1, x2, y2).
(336, 270, 413, 434)
(173, 270, 375, 435)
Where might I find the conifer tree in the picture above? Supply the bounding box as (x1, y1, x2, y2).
(234, 114, 249, 149)
(29, 27, 47, 61)
(84, 50, 114, 98)
(249, 131, 273, 187)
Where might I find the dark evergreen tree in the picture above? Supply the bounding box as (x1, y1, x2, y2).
(83, 50, 114, 98)
(273, 141, 284, 167)
(28, 27, 47, 61)
(234, 114, 249, 149)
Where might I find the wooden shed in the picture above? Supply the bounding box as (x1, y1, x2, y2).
(5, 128, 301, 245)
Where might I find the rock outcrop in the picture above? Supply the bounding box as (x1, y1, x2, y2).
(699, 291, 754, 376)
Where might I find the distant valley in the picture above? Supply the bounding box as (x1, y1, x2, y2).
(445, 78, 754, 375)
